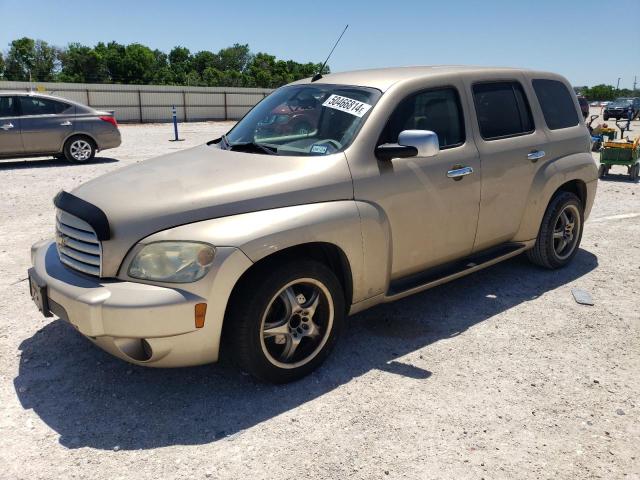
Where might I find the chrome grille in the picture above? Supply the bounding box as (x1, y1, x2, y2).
(55, 210, 102, 276)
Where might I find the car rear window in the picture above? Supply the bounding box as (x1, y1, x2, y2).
(532, 79, 579, 130)
(472, 81, 534, 140)
(19, 97, 71, 116)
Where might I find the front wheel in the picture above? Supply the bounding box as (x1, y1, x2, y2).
(527, 192, 584, 269)
(64, 136, 96, 163)
(226, 260, 345, 383)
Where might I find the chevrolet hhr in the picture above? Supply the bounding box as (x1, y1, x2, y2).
(29, 67, 598, 382)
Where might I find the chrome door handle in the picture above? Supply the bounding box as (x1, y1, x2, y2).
(60, 121, 72, 126)
(447, 166, 474, 179)
(527, 150, 545, 162)
(1, 123, 14, 130)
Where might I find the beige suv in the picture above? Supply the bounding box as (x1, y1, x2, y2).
(29, 66, 597, 383)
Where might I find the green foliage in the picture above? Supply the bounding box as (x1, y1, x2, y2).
(2, 37, 328, 87)
(581, 84, 639, 101)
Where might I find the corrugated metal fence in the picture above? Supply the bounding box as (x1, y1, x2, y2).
(0, 81, 273, 123)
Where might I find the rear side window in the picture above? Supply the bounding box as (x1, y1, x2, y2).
(0, 96, 17, 117)
(19, 97, 70, 116)
(472, 81, 534, 140)
(380, 87, 465, 149)
(532, 79, 579, 130)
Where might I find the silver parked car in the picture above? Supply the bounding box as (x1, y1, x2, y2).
(0, 92, 121, 162)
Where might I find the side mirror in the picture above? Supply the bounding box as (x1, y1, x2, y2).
(375, 130, 439, 161)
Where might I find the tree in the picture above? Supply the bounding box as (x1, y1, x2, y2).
(2, 37, 331, 87)
(121, 43, 156, 84)
(58, 43, 107, 83)
(583, 84, 617, 101)
(32, 40, 58, 81)
(193, 50, 218, 75)
(5, 37, 36, 81)
(217, 44, 252, 72)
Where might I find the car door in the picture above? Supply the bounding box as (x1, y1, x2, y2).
(0, 96, 23, 156)
(353, 84, 481, 280)
(463, 76, 548, 252)
(18, 96, 75, 154)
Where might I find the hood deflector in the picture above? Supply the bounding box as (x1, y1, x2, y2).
(53, 191, 111, 241)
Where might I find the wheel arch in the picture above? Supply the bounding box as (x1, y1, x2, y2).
(514, 152, 597, 242)
(62, 131, 98, 152)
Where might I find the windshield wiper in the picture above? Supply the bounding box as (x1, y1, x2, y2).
(220, 134, 231, 149)
(228, 141, 277, 155)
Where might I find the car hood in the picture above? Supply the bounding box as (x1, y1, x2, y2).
(70, 143, 354, 276)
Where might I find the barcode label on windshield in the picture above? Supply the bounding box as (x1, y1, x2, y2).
(322, 94, 372, 117)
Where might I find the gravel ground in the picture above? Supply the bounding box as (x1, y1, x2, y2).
(0, 113, 638, 480)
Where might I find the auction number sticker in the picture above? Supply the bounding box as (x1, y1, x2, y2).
(322, 94, 372, 117)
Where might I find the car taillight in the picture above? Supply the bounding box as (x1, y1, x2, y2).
(99, 116, 118, 127)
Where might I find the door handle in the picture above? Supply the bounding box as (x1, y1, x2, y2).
(1, 123, 14, 130)
(60, 121, 73, 126)
(447, 166, 474, 180)
(527, 150, 545, 162)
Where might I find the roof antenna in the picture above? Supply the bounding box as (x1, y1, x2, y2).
(312, 24, 348, 82)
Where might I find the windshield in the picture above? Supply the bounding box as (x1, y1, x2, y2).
(611, 98, 633, 106)
(223, 84, 381, 156)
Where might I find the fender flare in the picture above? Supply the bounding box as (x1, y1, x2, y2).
(514, 152, 597, 242)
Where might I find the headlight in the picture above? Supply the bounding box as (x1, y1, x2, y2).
(128, 242, 215, 283)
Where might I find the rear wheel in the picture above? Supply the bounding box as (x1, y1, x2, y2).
(598, 164, 609, 178)
(527, 192, 584, 269)
(64, 136, 95, 163)
(226, 259, 345, 383)
(630, 163, 640, 183)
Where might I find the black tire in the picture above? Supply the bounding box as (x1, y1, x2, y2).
(63, 136, 96, 163)
(225, 259, 345, 383)
(603, 114, 609, 121)
(527, 191, 584, 269)
(631, 163, 640, 183)
(598, 164, 608, 178)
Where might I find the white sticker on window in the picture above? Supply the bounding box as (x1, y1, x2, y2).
(322, 94, 372, 117)
(310, 144, 328, 154)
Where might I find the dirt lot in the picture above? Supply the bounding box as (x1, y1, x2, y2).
(1, 114, 638, 480)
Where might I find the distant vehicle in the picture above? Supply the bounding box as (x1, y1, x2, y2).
(603, 97, 640, 120)
(577, 96, 589, 118)
(0, 92, 121, 162)
(600, 101, 611, 107)
(590, 101, 599, 107)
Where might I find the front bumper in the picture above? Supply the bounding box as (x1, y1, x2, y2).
(30, 239, 252, 367)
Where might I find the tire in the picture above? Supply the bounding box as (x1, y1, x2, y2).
(598, 164, 608, 178)
(63, 136, 96, 163)
(225, 259, 345, 383)
(526, 191, 584, 269)
(631, 163, 640, 183)
(603, 115, 609, 121)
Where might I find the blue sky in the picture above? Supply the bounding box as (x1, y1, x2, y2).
(1, 0, 638, 87)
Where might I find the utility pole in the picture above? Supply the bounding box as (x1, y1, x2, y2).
(616, 77, 621, 93)
(634, 76, 637, 92)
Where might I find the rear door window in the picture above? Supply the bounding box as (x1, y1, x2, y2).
(472, 81, 534, 140)
(380, 87, 465, 149)
(18, 97, 71, 116)
(532, 79, 579, 130)
(0, 96, 17, 117)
